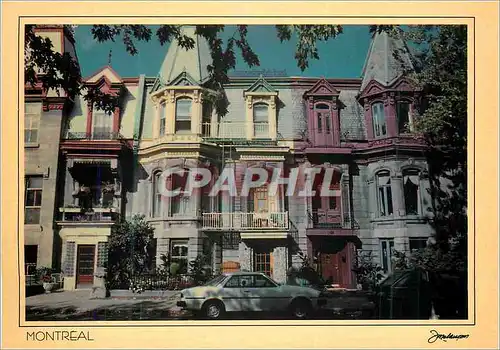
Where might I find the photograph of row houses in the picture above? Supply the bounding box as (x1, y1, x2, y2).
(24, 24, 454, 294)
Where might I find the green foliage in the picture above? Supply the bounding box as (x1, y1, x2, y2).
(26, 24, 344, 117)
(169, 262, 181, 277)
(352, 251, 384, 291)
(188, 255, 212, 285)
(106, 214, 155, 289)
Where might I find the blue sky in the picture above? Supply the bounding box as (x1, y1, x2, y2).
(74, 25, 372, 79)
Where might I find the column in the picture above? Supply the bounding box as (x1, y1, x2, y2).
(332, 98, 340, 146)
(269, 97, 277, 140)
(245, 95, 253, 140)
(238, 241, 252, 272)
(367, 176, 377, 219)
(364, 98, 374, 140)
(385, 93, 397, 137)
(272, 245, 288, 284)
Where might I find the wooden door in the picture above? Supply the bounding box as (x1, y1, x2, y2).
(314, 104, 334, 147)
(320, 244, 350, 287)
(76, 245, 95, 287)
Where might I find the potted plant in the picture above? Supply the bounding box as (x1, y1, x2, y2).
(35, 267, 56, 293)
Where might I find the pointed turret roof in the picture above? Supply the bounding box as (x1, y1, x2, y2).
(360, 29, 414, 91)
(157, 26, 212, 85)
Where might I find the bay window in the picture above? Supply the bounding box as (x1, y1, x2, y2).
(372, 102, 386, 138)
(377, 171, 393, 216)
(403, 169, 421, 215)
(253, 103, 269, 138)
(92, 107, 113, 140)
(175, 98, 192, 132)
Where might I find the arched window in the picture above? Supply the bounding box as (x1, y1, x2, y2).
(372, 102, 387, 138)
(403, 169, 421, 215)
(152, 171, 162, 217)
(253, 103, 269, 138)
(159, 102, 166, 136)
(397, 101, 411, 134)
(175, 98, 192, 132)
(315, 103, 331, 134)
(376, 171, 393, 216)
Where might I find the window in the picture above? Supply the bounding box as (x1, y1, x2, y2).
(159, 103, 166, 136)
(329, 196, 337, 210)
(25, 176, 43, 224)
(253, 103, 269, 138)
(170, 171, 189, 216)
(409, 237, 428, 252)
(222, 232, 240, 250)
(254, 274, 277, 288)
(372, 102, 387, 138)
(25, 103, 41, 144)
(315, 103, 330, 134)
(377, 171, 393, 216)
(170, 240, 188, 274)
(24, 245, 38, 275)
(152, 172, 162, 217)
(92, 107, 113, 140)
(254, 249, 273, 277)
(380, 239, 395, 273)
(397, 101, 411, 133)
(403, 169, 421, 215)
(202, 101, 212, 136)
(175, 98, 192, 132)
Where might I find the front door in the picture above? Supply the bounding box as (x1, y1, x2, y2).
(76, 245, 95, 288)
(319, 242, 351, 288)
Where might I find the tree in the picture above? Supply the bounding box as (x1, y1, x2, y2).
(106, 214, 155, 289)
(25, 24, 342, 116)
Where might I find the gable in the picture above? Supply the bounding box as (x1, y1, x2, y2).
(358, 79, 386, 99)
(245, 76, 276, 93)
(85, 66, 122, 84)
(169, 71, 199, 87)
(304, 78, 339, 97)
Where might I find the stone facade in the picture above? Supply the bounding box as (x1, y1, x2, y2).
(25, 26, 436, 289)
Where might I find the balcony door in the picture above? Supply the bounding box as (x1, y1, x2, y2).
(311, 169, 341, 227)
(76, 245, 96, 288)
(314, 103, 334, 147)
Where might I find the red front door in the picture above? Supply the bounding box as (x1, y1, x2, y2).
(76, 245, 95, 287)
(319, 243, 352, 288)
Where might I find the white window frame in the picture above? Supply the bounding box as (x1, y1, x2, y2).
(376, 171, 393, 217)
(24, 103, 41, 144)
(159, 102, 166, 136)
(403, 168, 422, 216)
(152, 172, 162, 217)
(371, 102, 387, 138)
(92, 106, 113, 140)
(175, 98, 192, 133)
(252, 103, 269, 138)
(25, 175, 43, 224)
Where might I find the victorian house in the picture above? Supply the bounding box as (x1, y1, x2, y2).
(25, 26, 434, 290)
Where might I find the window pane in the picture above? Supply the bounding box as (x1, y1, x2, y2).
(409, 238, 427, 251)
(325, 114, 331, 133)
(25, 208, 40, 224)
(397, 102, 410, 133)
(387, 187, 393, 215)
(378, 187, 386, 216)
(372, 103, 386, 137)
(329, 196, 337, 209)
(404, 171, 419, 215)
(253, 104, 268, 123)
(315, 103, 329, 110)
(317, 113, 322, 133)
(176, 99, 192, 121)
(27, 176, 43, 189)
(225, 276, 239, 288)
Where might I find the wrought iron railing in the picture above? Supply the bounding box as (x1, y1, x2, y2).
(59, 207, 119, 222)
(202, 212, 289, 230)
(308, 209, 353, 229)
(64, 131, 122, 140)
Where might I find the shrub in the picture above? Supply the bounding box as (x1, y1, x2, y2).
(352, 251, 384, 291)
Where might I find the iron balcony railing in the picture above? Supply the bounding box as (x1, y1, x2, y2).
(202, 212, 289, 231)
(308, 209, 353, 229)
(201, 122, 270, 139)
(64, 131, 123, 140)
(58, 207, 119, 222)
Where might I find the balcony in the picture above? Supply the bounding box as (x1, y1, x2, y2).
(64, 131, 122, 140)
(308, 209, 352, 230)
(202, 212, 289, 231)
(201, 122, 270, 140)
(58, 206, 119, 223)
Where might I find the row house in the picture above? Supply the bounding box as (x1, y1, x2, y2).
(25, 26, 434, 290)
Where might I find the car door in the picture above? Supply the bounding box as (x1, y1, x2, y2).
(219, 275, 249, 312)
(244, 274, 288, 312)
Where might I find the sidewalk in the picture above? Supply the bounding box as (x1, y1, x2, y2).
(25, 289, 185, 321)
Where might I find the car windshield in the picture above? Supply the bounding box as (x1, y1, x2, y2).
(203, 275, 227, 286)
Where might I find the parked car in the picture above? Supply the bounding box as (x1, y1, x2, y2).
(177, 272, 327, 319)
(375, 268, 467, 319)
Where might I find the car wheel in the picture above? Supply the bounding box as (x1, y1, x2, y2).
(203, 300, 225, 320)
(290, 299, 312, 319)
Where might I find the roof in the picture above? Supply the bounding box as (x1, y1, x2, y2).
(157, 26, 212, 85)
(360, 29, 414, 91)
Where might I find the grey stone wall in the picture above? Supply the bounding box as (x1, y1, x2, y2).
(272, 245, 288, 283)
(24, 107, 64, 268)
